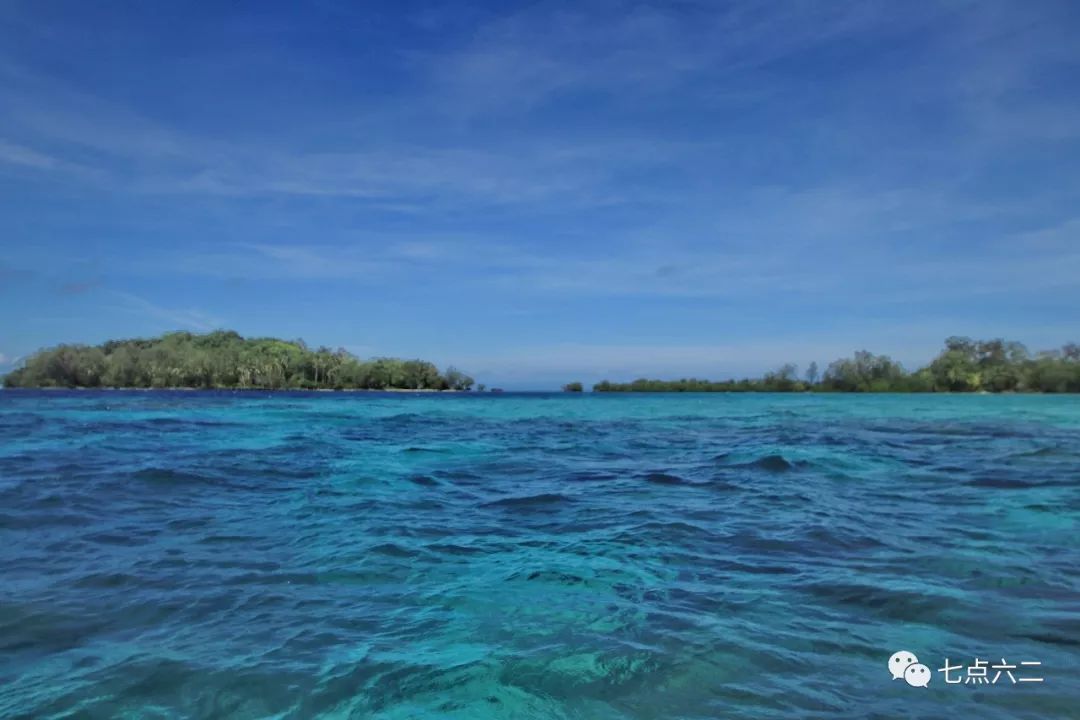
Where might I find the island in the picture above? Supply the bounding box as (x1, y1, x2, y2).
(2, 330, 475, 391)
(590, 337, 1080, 393)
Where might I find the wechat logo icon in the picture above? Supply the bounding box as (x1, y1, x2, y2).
(889, 650, 931, 688)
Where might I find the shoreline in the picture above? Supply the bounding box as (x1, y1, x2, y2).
(0, 386, 466, 393)
(3, 387, 1078, 395)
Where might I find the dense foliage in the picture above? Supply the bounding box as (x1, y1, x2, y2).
(592, 337, 1080, 393)
(562, 382, 584, 392)
(3, 331, 475, 391)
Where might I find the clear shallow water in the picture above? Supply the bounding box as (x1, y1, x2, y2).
(1, 391, 1078, 720)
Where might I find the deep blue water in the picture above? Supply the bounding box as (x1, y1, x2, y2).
(1, 390, 1078, 719)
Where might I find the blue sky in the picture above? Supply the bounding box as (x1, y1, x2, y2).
(1, 1, 1078, 388)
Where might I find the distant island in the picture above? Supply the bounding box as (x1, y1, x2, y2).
(587, 337, 1079, 393)
(5, 333, 1078, 393)
(2, 331, 475, 391)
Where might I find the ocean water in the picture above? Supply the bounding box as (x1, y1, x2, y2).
(1, 391, 1078, 720)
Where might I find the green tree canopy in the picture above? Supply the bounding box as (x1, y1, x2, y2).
(3, 331, 477, 391)
(589, 337, 1079, 394)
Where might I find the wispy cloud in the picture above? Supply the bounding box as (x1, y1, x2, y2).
(1, 83, 686, 207)
(421, 2, 931, 120)
(120, 179, 1077, 307)
(149, 142, 638, 205)
(0, 139, 59, 169)
(109, 291, 223, 332)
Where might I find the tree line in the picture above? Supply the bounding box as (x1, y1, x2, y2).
(2, 331, 475, 391)
(587, 337, 1080, 393)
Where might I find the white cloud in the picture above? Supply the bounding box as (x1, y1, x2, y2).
(422, 2, 920, 119)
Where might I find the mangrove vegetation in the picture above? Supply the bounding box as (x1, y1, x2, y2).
(591, 337, 1080, 393)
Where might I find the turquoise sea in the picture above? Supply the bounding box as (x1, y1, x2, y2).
(1, 391, 1077, 719)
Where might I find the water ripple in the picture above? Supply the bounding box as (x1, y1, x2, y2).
(0, 390, 1077, 719)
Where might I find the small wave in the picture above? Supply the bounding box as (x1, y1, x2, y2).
(975, 476, 1076, 489)
(967, 476, 1037, 489)
(1010, 445, 1068, 458)
(564, 470, 619, 482)
(130, 467, 221, 486)
(642, 472, 692, 485)
(84, 531, 147, 546)
(518, 569, 587, 585)
(712, 558, 800, 575)
(144, 417, 242, 428)
(434, 469, 483, 483)
(369, 542, 419, 558)
(197, 534, 259, 544)
(713, 452, 808, 472)
(1019, 632, 1080, 647)
(0, 511, 94, 530)
(482, 493, 573, 510)
(798, 581, 957, 621)
(425, 542, 485, 555)
(623, 520, 716, 541)
(28, 493, 67, 509)
(382, 412, 439, 423)
(744, 454, 800, 472)
(72, 571, 141, 589)
(802, 524, 887, 552)
(408, 475, 439, 486)
(0, 414, 47, 431)
(166, 517, 211, 530)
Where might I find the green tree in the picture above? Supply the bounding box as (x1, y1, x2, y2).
(822, 351, 905, 392)
(443, 366, 474, 391)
